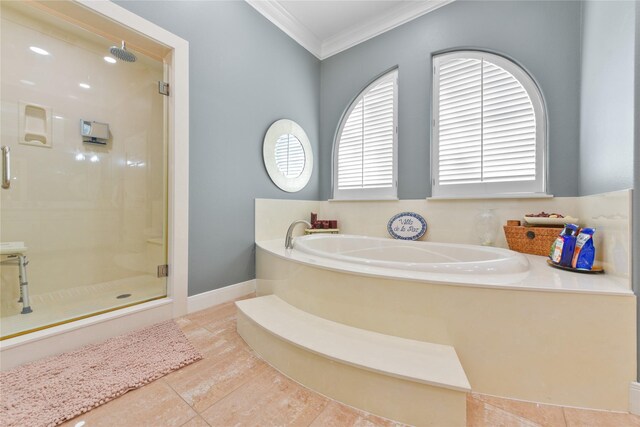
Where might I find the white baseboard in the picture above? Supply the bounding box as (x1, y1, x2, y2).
(187, 279, 256, 314)
(631, 382, 640, 415)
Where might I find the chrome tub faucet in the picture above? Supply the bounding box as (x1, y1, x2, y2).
(285, 220, 311, 249)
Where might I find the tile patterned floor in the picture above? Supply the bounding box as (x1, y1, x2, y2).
(61, 295, 640, 427)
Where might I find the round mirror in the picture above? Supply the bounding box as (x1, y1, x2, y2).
(263, 119, 313, 192)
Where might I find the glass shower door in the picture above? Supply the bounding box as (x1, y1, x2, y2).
(0, 1, 168, 339)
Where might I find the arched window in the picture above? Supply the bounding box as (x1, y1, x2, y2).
(432, 51, 546, 197)
(333, 69, 398, 200)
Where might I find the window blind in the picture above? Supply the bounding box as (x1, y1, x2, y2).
(337, 72, 397, 192)
(437, 56, 537, 186)
(274, 134, 305, 178)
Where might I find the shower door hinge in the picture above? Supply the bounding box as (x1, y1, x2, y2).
(158, 81, 170, 96)
(157, 264, 169, 278)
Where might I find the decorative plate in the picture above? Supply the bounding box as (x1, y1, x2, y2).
(387, 212, 427, 240)
(523, 216, 579, 226)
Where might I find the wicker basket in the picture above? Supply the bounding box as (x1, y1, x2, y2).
(503, 223, 562, 256)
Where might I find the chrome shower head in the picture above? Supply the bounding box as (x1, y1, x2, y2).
(109, 40, 137, 63)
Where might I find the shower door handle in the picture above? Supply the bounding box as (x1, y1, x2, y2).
(1, 146, 10, 189)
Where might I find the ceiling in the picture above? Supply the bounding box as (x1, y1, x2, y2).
(246, 0, 454, 60)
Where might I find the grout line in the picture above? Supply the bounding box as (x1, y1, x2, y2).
(200, 316, 237, 334)
(152, 379, 202, 425)
(188, 415, 213, 427)
(160, 372, 215, 424)
(185, 305, 233, 322)
(172, 307, 269, 417)
(191, 356, 271, 416)
(562, 406, 569, 426)
(305, 399, 331, 427)
(160, 377, 196, 411)
(474, 397, 544, 427)
(178, 414, 202, 427)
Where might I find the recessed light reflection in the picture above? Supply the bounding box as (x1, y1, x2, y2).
(90, 155, 99, 163)
(54, 115, 64, 120)
(75, 153, 85, 161)
(104, 56, 117, 64)
(19, 80, 35, 86)
(79, 83, 91, 89)
(126, 160, 146, 167)
(74, 421, 86, 427)
(29, 46, 50, 56)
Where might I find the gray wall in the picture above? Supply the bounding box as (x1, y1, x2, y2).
(579, 1, 636, 196)
(115, 1, 320, 296)
(319, 0, 582, 200)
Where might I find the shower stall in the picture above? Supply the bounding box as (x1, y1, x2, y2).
(0, 1, 187, 344)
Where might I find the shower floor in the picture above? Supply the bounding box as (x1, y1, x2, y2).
(0, 275, 166, 339)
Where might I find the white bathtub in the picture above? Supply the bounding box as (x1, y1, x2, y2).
(258, 234, 630, 292)
(291, 234, 530, 285)
(296, 234, 528, 276)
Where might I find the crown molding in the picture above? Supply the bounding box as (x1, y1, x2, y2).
(246, 0, 322, 59)
(320, 0, 455, 59)
(246, 0, 455, 60)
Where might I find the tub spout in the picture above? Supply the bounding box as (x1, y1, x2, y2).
(285, 220, 311, 249)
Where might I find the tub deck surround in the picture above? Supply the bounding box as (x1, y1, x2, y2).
(236, 295, 469, 426)
(255, 190, 632, 282)
(255, 240, 636, 411)
(257, 237, 631, 295)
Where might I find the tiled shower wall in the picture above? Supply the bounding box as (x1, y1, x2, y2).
(0, 4, 165, 313)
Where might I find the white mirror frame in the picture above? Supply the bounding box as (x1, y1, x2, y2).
(263, 119, 313, 192)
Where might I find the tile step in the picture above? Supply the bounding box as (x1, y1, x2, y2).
(235, 295, 470, 392)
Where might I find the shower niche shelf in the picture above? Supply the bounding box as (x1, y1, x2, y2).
(19, 101, 52, 148)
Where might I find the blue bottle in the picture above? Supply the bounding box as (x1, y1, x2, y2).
(550, 224, 579, 267)
(572, 228, 596, 270)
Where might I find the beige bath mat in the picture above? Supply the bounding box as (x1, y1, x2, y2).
(0, 320, 202, 427)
